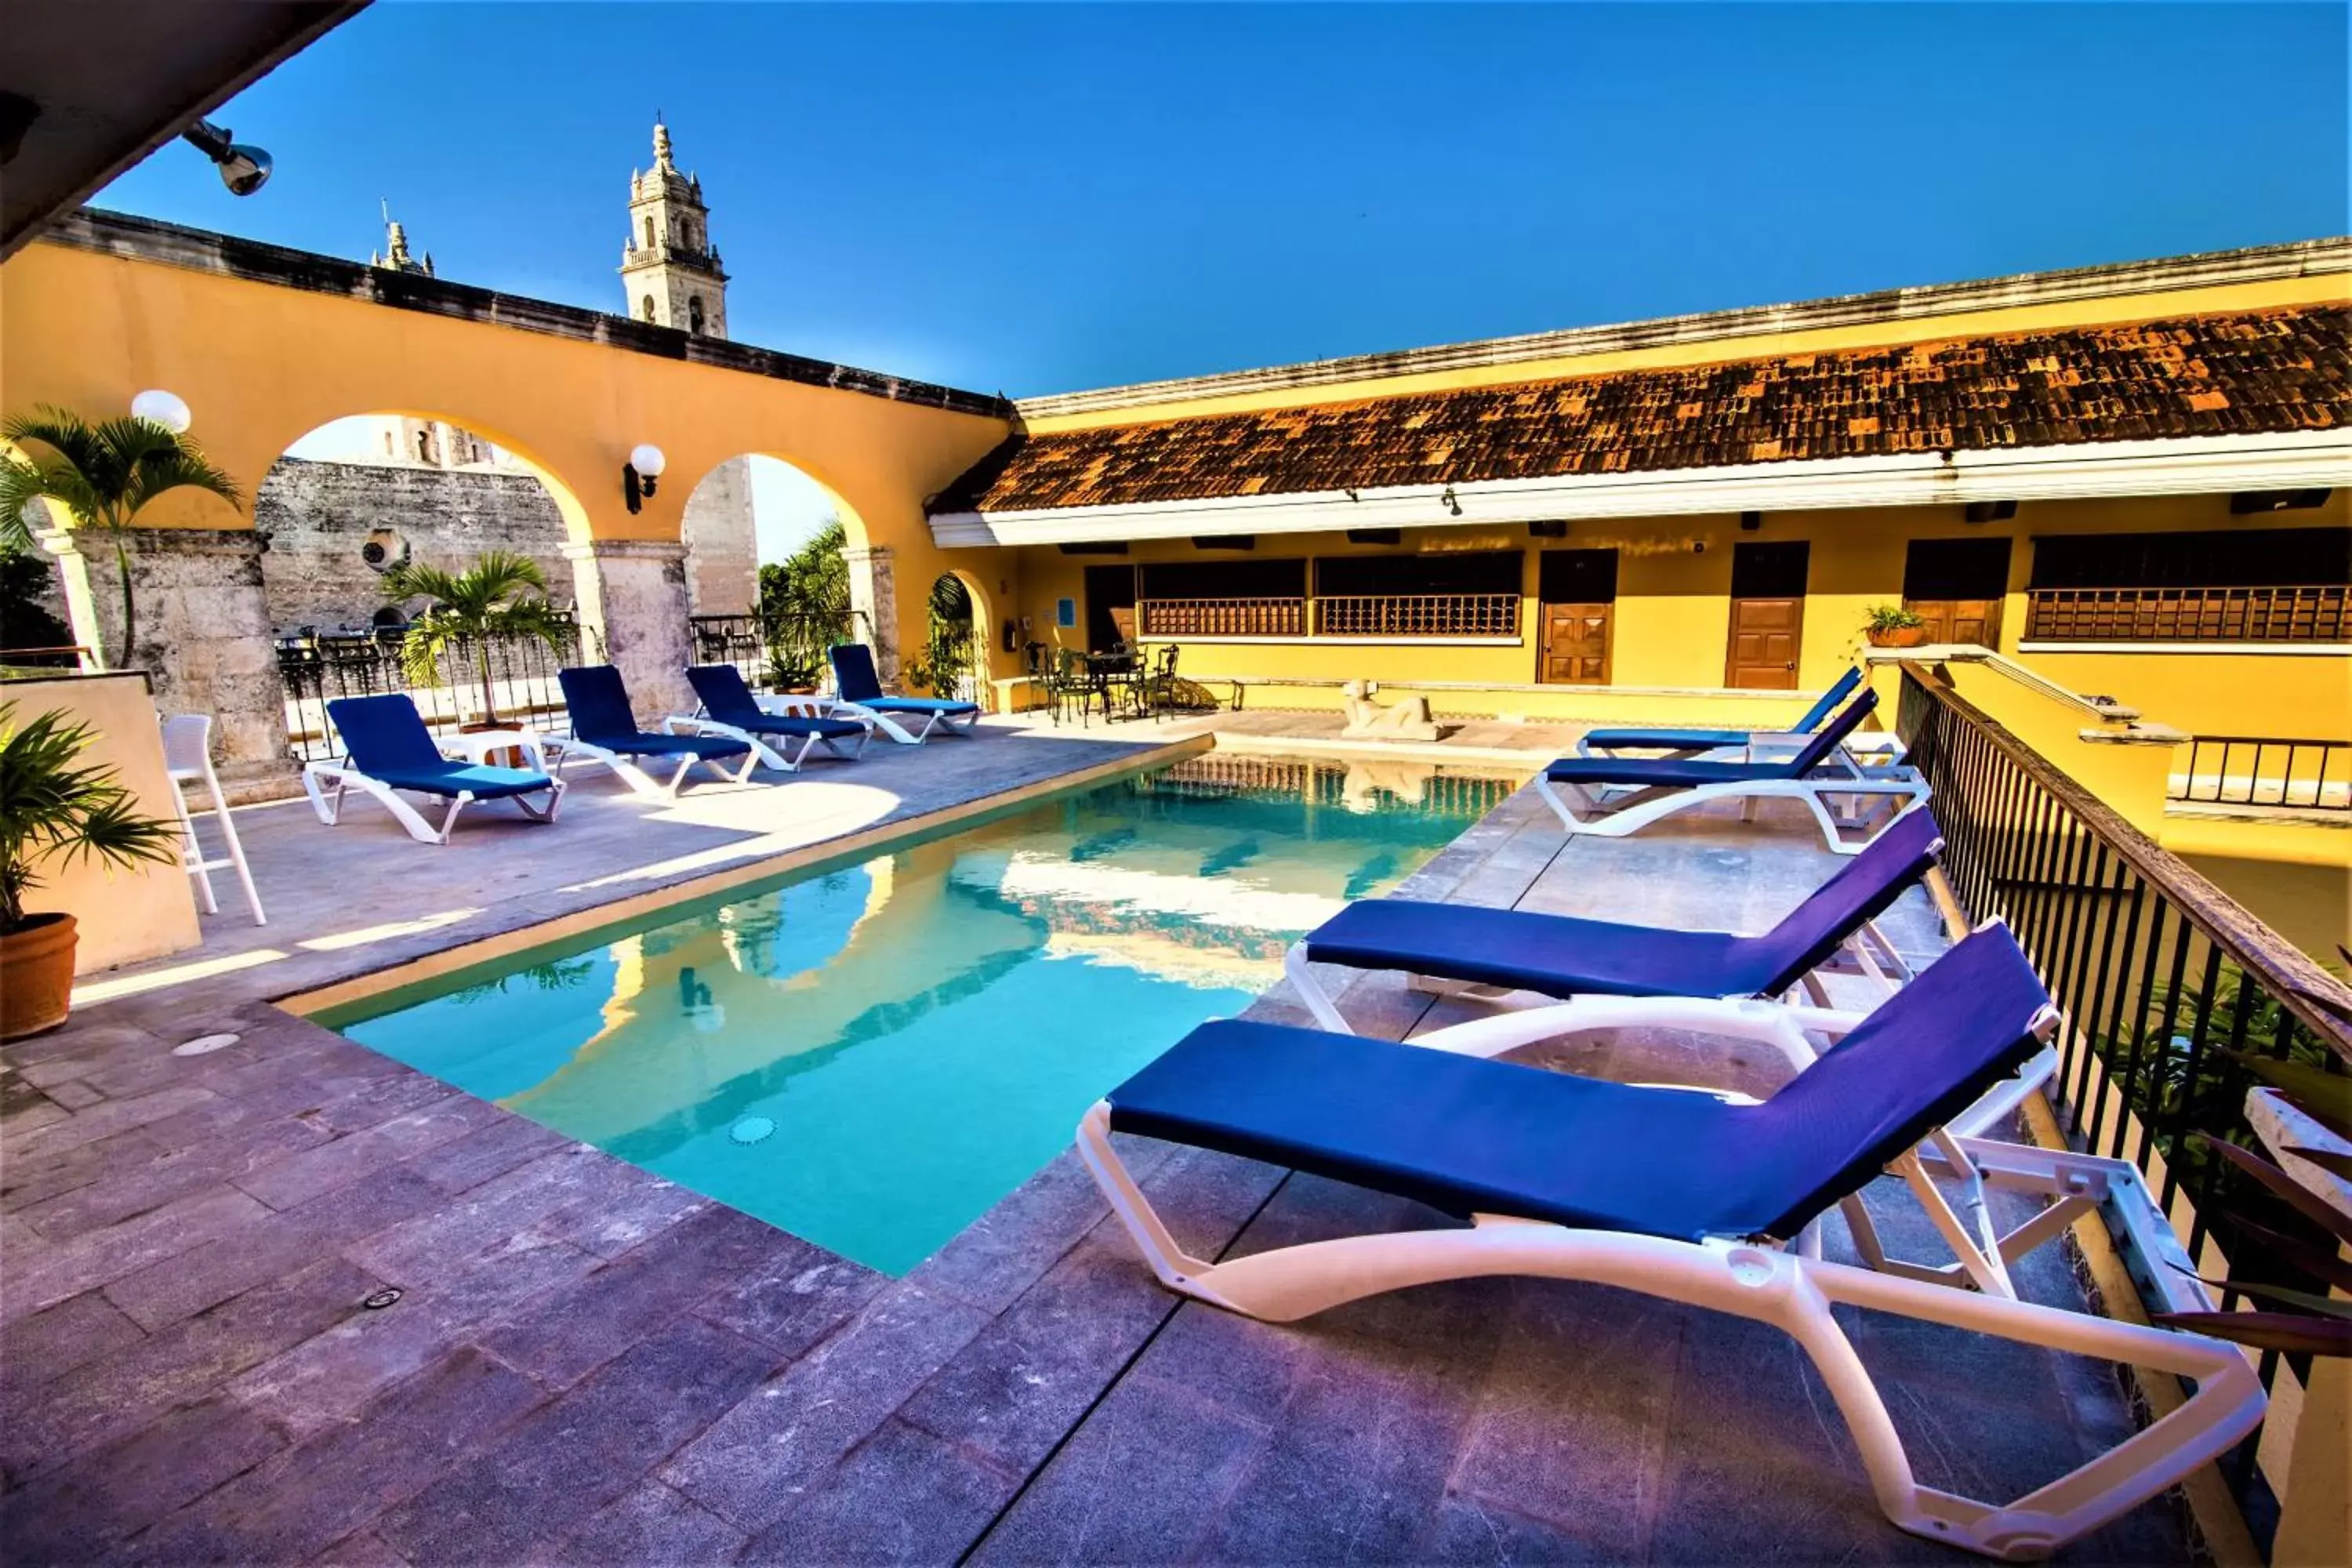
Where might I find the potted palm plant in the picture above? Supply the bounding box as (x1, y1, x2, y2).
(380, 551, 572, 729)
(0, 702, 181, 1039)
(0, 406, 242, 669)
(1864, 603, 1930, 648)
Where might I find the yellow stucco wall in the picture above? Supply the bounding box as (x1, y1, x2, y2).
(0, 237, 1015, 670)
(5, 673, 201, 973)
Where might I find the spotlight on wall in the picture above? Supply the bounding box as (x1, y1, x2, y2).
(1963, 499, 2018, 524)
(130, 389, 192, 434)
(1528, 520, 1566, 539)
(1441, 485, 1462, 517)
(180, 119, 272, 197)
(1739, 510, 1763, 532)
(622, 443, 666, 514)
(2230, 488, 2332, 515)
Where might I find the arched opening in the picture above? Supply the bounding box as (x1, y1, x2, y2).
(678, 452, 857, 693)
(263, 412, 597, 761)
(640, 294, 658, 323)
(687, 296, 706, 335)
(914, 572, 986, 702)
(642, 216, 655, 249)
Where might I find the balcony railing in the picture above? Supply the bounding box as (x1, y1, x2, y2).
(1314, 593, 1519, 637)
(1895, 662, 2352, 1510)
(1136, 598, 1307, 637)
(2169, 735, 2352, 812)
(2025, 585, 2350, 643)
(1135, 594, 1522, 639)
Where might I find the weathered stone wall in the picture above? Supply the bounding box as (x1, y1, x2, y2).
(252, 458, 573, 632)
(681, 456, 758, 615)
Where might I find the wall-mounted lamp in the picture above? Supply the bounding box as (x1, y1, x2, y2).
(1344, 488, 1360, 503)
(1441, 485, 1462, 517)
(1963, 499, 2018, 524)
(1738, 510, 1763, 532)
(180, 119, 272, 197)
(622, 443, 666, 514)
(130, 389, 192, 434)
(1528, 520, 1566, 539)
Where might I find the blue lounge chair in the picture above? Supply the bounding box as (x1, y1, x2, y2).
(303, 693, 564, 844)
(1539, 688, 1929, 854)
(676, 663, 873, 771)
(1077, 924, 2263, 1559)
(1287, 806, 1944, 1033)
(1576, 666, 1864, 757)
(828, 643, 981, 744)
(557, 665, 756, 796)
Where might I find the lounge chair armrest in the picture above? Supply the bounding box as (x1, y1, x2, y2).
(757, 694, 835, 719)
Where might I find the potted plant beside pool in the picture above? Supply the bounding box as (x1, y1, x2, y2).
(1864, 604, 1930, 648)
(0, 703, 180, 1039)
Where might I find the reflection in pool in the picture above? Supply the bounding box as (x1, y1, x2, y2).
(338, 753, 1521, 1272)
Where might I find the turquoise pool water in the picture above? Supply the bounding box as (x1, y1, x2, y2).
(335, 753, 1519, 1273)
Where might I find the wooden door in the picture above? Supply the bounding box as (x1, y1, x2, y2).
(1902, 535, 2013, 650)
(1083, 564, 1136, 652)
(1904, 597, 2003, 647)
(1540, 603, 1612, 684)
(1726, 540, 1809, 689)
(1726, 597, 1803, 688)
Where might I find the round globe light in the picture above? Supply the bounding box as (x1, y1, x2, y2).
(131, 390, 193, 434)
(628, 443, 666, 478)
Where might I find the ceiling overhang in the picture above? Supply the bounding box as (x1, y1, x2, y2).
(0, 0, 369, 261)
(931, 430, 2350, 549)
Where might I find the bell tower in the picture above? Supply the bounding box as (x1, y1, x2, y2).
(619, 118, 728, 336)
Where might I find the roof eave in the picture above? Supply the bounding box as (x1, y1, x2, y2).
(930, 430, 2350, 549)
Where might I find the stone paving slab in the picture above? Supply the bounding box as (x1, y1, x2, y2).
(0, 743, 2200, 1566)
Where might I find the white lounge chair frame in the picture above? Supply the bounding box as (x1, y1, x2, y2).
(827, 697, 981, 746)
(662, 699, 873, 773)
(547, 730, 760, 796)
(1577, 725, 1911, 764)
(1537, 744, 1932, 856)
(303, 730, 565, 846)
(1076, 1007, 2264, 1559)
(1282, 908, 1919, 1036)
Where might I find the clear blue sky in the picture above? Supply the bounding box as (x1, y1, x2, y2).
(100, 1, 2348, 402)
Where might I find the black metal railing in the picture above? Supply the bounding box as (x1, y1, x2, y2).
(277, 616, 601, 764)
(688, 612, 768, 674)
(1896, 664, 2352, 1466)
(2169, 735, 2352, 813)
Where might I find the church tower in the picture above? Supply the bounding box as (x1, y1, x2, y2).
(619, 119, 728, 336)
(619, 118, 757, 613)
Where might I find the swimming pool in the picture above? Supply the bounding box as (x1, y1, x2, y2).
(332, 751, 1521, 1273)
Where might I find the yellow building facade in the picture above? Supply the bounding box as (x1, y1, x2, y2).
(941, 245, 2347, 746)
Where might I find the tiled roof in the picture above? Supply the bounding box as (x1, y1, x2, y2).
(934, 307, 2350, 514)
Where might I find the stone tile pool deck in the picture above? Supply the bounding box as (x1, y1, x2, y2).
(0, 726, 2197, 1566)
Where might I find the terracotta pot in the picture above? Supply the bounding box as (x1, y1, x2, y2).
(1867, 625, 1929, 648)
(0, 913, 79, 1040)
